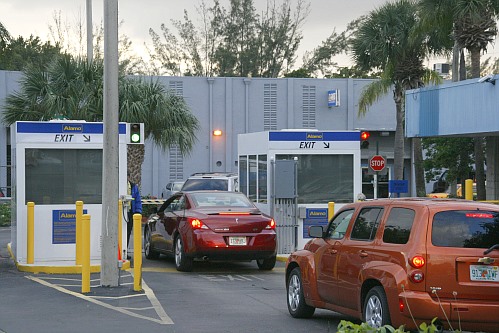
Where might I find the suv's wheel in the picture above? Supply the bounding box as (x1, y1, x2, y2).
(287, 267, 315, 318)
(144, 228, 160, 260)
(174, 236, 193, 272)
(363, 286, 391, 328)
(256, 255, 276, 270)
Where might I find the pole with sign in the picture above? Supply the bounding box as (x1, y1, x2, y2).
(369, 152, 386, 199)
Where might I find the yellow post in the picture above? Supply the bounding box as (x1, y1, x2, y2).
(328, 202, 335, 222)
(465, 179, 473, 201)
(81, 214, 91, 293)
(133, 213, 142, 291)
(75, 201, 83, 265)
(27, 202, 35, 265)
(118, 199, 123, 261)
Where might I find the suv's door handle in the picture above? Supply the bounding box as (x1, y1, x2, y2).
(328, 249, 338, 255)
(358, 250, 368, 258)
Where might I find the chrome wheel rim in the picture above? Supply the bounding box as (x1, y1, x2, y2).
(144, 230, 150, 255)
(288, 274, 301, 312)
(365, 295, 382, 328)
(175, 237, 182, 266)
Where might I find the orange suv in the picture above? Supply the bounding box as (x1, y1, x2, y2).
(286, 198, 499, 332)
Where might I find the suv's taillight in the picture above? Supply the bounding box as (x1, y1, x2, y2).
(409, 255, 425, 283)
(409, 255, 425, 268)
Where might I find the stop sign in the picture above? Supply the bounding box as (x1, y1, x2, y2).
(369, 155, 386, 172)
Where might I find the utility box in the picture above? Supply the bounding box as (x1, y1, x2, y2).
(10, 121, 128, 269)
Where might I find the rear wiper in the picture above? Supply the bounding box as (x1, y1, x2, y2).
(484, 244, 499, 255)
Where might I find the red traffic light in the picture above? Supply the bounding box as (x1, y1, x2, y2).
(360, 131, 370, 140)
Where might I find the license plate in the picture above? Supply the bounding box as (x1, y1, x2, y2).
(229, 236, 246, 246)
(470, 265, 499, 282)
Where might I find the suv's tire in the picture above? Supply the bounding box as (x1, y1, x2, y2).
(174, 236, 193, 272)
(144, 227, 160, 260)
(287, 267, 315, 318)
(256, 255, 276, 270)
(363, 286, 391, 328)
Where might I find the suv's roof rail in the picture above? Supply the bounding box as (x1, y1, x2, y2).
(190, 172, 238, 177)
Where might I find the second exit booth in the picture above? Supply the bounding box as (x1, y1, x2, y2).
(10, 121, 129, 269)
(238, 130, 362, 252)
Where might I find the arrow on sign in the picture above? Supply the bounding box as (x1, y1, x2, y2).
(83, 135, 91, 142)
(323, 142, 330, 148)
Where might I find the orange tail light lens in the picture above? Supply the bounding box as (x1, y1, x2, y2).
(409, 256, 425, 268)
(190, 218, 208, 229)
(265, 219, 276, 230)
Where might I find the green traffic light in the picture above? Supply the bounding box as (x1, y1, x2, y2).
(131, 133, 140, 143)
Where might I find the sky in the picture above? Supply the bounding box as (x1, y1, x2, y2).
(1, 0, 499, 70)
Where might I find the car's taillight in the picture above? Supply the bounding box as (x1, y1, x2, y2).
(409, 255, 425, 268)
(265, 219, 276, 230)
(190, 218, 208, 229)
(409, 270, 425, 283)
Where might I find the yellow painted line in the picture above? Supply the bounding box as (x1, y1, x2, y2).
(142, 266, 286, 273)
(26, 276, 173, 325)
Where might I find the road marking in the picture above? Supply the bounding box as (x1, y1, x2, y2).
(26, 275, 173, 325)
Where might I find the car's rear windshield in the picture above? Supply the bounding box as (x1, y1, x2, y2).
(182, 179, 229, 191)
(432, 210, 499, 248)
(190, 192, 253, 208)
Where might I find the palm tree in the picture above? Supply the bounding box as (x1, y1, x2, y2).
(350, 0, 443, 193)
(418, 0, 499, 200)
(0, 21, 11, 46)
(1, 55, 199, 185)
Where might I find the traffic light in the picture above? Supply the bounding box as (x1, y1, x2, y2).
(360, 131, 370, 149)
(128, 123, 144, 144)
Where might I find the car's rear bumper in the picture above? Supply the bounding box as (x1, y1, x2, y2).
(186, 232, 277, 260)
(393, 290, 499, 332)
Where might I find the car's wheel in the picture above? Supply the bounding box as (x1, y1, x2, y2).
(287, 267, 315, 318)
(144, 227, 160, 260)
(363, 286, 391, 328)
(256, 255, 276, 270)
(174, 236, 193, 272)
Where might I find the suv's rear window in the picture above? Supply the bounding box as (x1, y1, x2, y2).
(432, 210, 499, 248)
(182, 179, 229, 191)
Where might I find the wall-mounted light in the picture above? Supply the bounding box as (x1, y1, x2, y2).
(213, 129, 223, 136)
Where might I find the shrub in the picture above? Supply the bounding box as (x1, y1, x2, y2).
(0, 202, 11, 227)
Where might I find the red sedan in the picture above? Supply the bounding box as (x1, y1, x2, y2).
(144, 191, 277, 271)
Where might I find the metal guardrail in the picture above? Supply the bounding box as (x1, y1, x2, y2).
(141, 199, 165, 205)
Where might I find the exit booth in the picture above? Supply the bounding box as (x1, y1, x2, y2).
(10, 121, 129, 270)
(238, 130, 362, 253)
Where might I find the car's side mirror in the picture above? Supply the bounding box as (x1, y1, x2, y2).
(308, 225, 324, 238)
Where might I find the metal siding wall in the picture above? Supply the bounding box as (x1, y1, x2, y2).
(419, 89, 439, 136)
(1, 72, 402, 198)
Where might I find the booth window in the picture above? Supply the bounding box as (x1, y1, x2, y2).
(238, 154, 268, 203)
(362, 167, 390, 199)
(25, 149, 103, 204)
(277, 154, 353, 203)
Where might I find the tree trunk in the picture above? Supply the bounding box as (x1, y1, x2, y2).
(413, 137, 426, 196)
(470, 47, 486, 200)
(393, 87, 405, 180)
(127, 144, 145, 188)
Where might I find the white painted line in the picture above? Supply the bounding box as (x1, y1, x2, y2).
(26, 276, 173, 325)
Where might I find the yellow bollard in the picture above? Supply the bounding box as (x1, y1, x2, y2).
(27, 202, 35, 265)
(465, 179, 473, 201)
(75, 201, 83, 265)
(81, 214, 91, 293)
(133, 213, 142, 291)
(328, 202, 335, 222)
(118, 200, 123, 261)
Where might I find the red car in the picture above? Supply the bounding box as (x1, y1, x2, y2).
(286, 198, 499, 332)
(144, 191, 277, 271)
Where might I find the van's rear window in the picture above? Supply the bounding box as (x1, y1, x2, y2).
(432, 210, 499, 248)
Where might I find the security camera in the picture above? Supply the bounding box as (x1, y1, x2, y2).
(478, 74, 494, 83)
